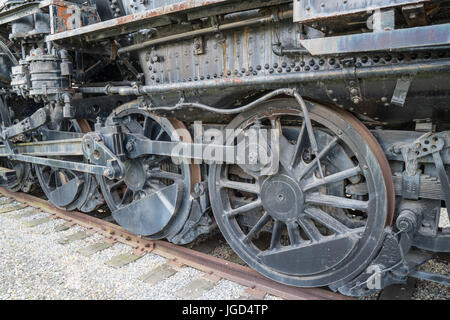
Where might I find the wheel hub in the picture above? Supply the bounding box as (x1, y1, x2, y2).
(260, 174, 304, 222)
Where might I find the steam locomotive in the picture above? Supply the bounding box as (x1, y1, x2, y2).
(0, 0, 449, 296)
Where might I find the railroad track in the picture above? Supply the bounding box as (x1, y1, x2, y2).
(0, 187, 352, 300)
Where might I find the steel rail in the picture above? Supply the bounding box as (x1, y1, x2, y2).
(0, 187, 352, 300)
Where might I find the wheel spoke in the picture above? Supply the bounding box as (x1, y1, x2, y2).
(120, 188, 133, 205)
(290, 122, 308, 168)
(108, 179, 125, 191)
(147, 170, 183, 181)
(269, 220, 283, 249)
(302, 166, 361, 192)
(47, 171, 55, 188)
(225, 198, 262, 218)
(304, 207, 351, 234)
(286, 220, 302, 245)
(146, 156, 170, 168)
(243, 212, 271, 243)
(126, 118, 144, 135)
(143, 117, 154, 137)
(297, 137, 338, 180)
(219, 179, 260, 194)
(297, 217, 323, 242)
(305, 193, 369, 212)
(154, 127, 164, 141)
(278, 134, 296, 171)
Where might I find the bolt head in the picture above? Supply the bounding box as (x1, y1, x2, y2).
(352, 97, 361, 104)
(104, 168, 114, 179)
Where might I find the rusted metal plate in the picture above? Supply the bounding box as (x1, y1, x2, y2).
(23, 217, 52, 228)
(78, 241, 114, 257)
(105, 252, 144, 268)
(46, 0, 239, 43)
(57, 231, 90, 244)
(175, 278, 215, 299)
(0, 204, 28, 214)
(139, 263, 177, 285)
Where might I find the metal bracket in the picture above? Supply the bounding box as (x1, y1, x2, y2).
(391, 77, 412, 107)
(2, 107, 49, 139)
(402, 171, 420, 200)
(346, 78, 363, 105)
(82, 133, 125, 179)
(400, 132, 445, 176)
(193, 37, 204, 55)
(370, 9, 395, 32)
(402, 3, 429, 27)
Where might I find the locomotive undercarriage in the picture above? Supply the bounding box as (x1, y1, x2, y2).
(0, 0, 448, 296)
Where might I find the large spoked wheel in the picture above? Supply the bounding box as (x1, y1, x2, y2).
(209, 98, 394, 288)
(34, 120, 98, 211)
(98, 104, 200, 239)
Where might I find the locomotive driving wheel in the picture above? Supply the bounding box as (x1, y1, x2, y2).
(1, 160, 33, 192)
(34, 119, 101, 212)
(98, 104, 200, 239)
(209, 98, 395, 288)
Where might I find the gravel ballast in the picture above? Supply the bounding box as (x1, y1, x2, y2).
(0, 198, 249, 300)
(0, 197, 448, 300)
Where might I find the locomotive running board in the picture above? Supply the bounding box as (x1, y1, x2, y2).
(300, 23, 450, 55)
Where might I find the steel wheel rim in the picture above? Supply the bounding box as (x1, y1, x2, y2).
(98, 105, 197, 239)
(209, 98, 394, 288)
(34, 120, 93, 211)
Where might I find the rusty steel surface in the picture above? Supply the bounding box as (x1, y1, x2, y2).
(0, 187, 352, 300)
(46, 0, 240, 42)
(293, 0, 429, 23)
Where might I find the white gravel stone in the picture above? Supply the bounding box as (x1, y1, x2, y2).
(198, 278, 245, 300)
(0, 206, 243, 300)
